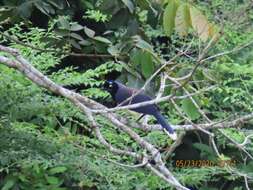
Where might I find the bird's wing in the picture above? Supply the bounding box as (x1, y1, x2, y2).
(131, 90, 160, 109)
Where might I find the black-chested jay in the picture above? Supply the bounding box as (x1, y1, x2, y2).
(104, 80, 177, 140)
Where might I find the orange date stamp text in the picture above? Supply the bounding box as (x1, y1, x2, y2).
(175, 159, 237, 168)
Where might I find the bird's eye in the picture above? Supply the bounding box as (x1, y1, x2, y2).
(109, 84, 113, 88)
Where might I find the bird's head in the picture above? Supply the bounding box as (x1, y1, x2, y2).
(103, 80, 119, 95)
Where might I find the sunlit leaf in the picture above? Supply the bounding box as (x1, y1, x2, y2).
(190, 6, 210, 41)
(175, 3, 191, 36)
(208, 23, 220, 41)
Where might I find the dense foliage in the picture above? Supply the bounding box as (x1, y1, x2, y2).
(0, 0, 253, 189)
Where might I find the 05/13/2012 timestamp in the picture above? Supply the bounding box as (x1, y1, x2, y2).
(175, 160, 237, 168)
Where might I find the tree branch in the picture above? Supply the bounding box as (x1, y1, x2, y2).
(0, 44, 189, 190)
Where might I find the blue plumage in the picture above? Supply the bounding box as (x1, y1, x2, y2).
(104, 80, 175, 136)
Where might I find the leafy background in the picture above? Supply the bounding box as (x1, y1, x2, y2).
(0, 0, 253, 189)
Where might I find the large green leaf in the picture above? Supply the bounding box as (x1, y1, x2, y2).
(131, 50, 155, 79)
(141, 51, 154, 79)
(131, 49, 142, 67)
(175, 3, 191, 36)
(181, 98, 200, 120)
(190, 6, 210, 41)
(163, 0, 179, 36)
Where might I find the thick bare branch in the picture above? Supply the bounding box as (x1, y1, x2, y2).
(0, 44, 189, 190)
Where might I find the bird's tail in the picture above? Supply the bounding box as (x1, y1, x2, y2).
(154, 112, 177, 140)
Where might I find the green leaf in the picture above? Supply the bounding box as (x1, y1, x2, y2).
(49, 166, 67, 175)
(240, 161, 253, 174)
(69, 39, 81, 49)
(48, 0, 64, 9)
(79, 40, 91, 46)
(93, 36, 111, 44)
(193, 143, 217, 160)
(133, 36, 153, 51)
(121, 0, 134, 13)
(181, 98, 200, 120)
(70, 23, 83, 31)
(80, 0, 94, 9)
(118, 61, 143, 79)
(175, 3, 191, 36)
(136, 0, 151, 9)
(163, 0, 179, 36)
(54, 29, 69, 36)
(43, 2, 55, 14)
(46, 176, 60, 185)
(84, 26, 95, 38)
(58, 16, 70, 30)
(141, 51, 155, 79)
(34, 2, 54, 16)
(190, 6, 210, 41)
(2, 179, 15, 190)
(131, 49, 142, 67)
(108, 45, 121, 56)
(0, 8, 13, 23)
(70, 33, 85, 41)
(131, 50, 155, 79)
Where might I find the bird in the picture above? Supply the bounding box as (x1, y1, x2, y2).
(103, 80, 177, 140)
